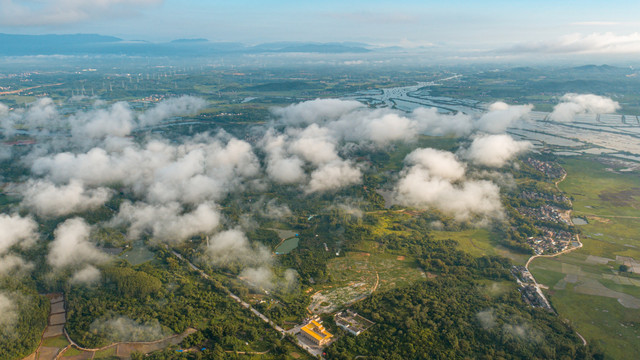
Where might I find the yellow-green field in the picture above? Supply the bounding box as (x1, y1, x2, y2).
(309, 240, 425, 313)
(431, 229, 529, 265)
(41, 335, 69, 348)
(529, 157, 640, 360)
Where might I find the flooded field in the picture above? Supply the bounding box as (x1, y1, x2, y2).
(346, 83, 640, 165)
(120, 240, 155, 265)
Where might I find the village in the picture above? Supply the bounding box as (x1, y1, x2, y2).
(511, 266, 554, 311)
(517, 204, 577, 255)
(525, 157, 567, 179)
(509, 158, 582, 313)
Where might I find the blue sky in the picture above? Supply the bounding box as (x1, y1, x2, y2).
(1, 0, 639, 53)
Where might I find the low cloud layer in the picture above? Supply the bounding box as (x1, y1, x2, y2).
(461, 134, 532, 167)
(0, 214, 38, 255)
(0, 292, 18, 335)
(202, 229, 298, 290)
(1, 95, 206, 145)
(70, 265, 102, 285)
(476, 308, 496, 329)
(262, 98, 531, 195)
(48, 218, 109, 270)
(394, 148, 503, 222)
(137, 96, 207, 127)
(0, 92, 533, 290)
(113, 201, 221, 243)
(0, 254, 34, 277)
(499, 32, 640, 55)
(240, 267, 297, 291)
(474, 102, 533, 134)
(20, 180, 112, 217)
(90, 315, 168, 342)
(550, 93, 620, 122)
(307, 160, 362, 193)
(203, 229, 270, 268)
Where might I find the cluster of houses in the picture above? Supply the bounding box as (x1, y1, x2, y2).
(526, 157, 566, 179)
(527, 226, 576, 255)
(511, 266, 553, 311)
(518, 205, 571, 226)
(519, 190, 570, 207)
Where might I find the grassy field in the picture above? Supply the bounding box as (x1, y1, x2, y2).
(529, 156, 640, 360)
(431, 228, 530, 265)
(93, 346, 117, 359)
(310, 241, 425, 313)
(41, 335, 69, 348)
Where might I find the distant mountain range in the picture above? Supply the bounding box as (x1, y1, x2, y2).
(0, 33, 372, 56)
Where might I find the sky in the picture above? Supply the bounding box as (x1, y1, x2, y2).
(1, 0, 640, 54)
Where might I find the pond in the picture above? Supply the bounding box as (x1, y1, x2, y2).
(120, 240, 155, 265)
(572, 217, 588, 225)
(274, 237, 299, 255)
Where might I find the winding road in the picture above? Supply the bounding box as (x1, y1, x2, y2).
(523, 172, 588, 346)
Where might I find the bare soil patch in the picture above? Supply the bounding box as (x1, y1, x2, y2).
(598, 187, 640, 207)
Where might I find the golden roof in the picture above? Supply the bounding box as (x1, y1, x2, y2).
(301, 320, 332, 341)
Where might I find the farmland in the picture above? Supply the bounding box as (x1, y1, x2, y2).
(529, 156, 640, 360)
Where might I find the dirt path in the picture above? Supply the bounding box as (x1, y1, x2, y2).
(371, 271, 380, 293)
(60, 327, 196, 358)
(576, 331, 588, 346)
(525, 235, 583, 269)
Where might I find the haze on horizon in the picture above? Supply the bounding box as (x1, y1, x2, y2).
(1, 0, 640, 62)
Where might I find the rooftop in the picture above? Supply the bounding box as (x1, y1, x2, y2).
(301, 320, 332, 342)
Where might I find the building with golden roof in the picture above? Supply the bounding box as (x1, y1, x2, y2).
(300, 319, 333, 346)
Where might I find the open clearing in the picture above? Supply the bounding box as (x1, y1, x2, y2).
(309, 246, 424, 314)
(529, 157, 640, 360)
(431, 228, 529, 264)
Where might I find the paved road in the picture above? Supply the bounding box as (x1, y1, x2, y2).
(524, 173, 588, 347)
(169, 248, 329, 357)
(169, 249, 287, 334)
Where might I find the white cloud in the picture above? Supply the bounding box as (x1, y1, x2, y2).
(113, 201, 220, 243)
(0, 0, 163, 26)
(20, 179, 112, 217)
(0, 254, 34, 277)
(0, 292, 18, 335)
(393, 148, 503, 222)
(474, 102, 533, 134)
(32, 134, 259, 204)
(476, 309, 496, 329)
(501, 32, 640, 55)
(549, 93, 620, 122)
(411, 107, 474, 137)
(70, 101, 134, 139)
(307, 160, 362, 193)
(203, 229, 271, 267)
(261, 130, 306, 184)
(0, 214, 38, 255)
(271, 98, 363, 126)
(404, 148, 466, 181)
(90, 315, 167, 342)
(70, 265, 101, 285)
(254, 199, 292, 219)
(461, 134, 532, 167)
(288, 124, 339, 165)
(138, 96, 207, 127)
(48, 218, 109, 270)
(570, 21, 621, 26)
